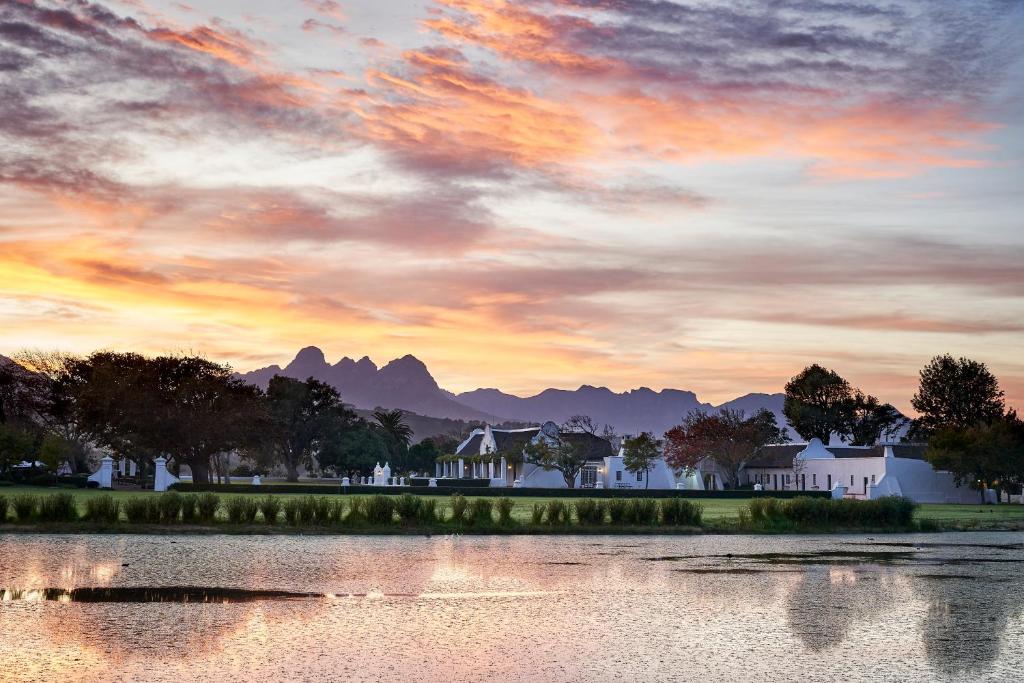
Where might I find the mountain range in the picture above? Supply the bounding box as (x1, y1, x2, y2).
(237, 347, 791, 439)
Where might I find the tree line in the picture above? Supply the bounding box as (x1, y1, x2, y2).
(0, 351, 450, 483)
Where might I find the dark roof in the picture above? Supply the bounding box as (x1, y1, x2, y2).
(560, 431, 614, 461)
(493, 428, 540, 453)
(746, 445, 806, 469)
(455, 433, 483, 456)
(747, 443, 928, 468)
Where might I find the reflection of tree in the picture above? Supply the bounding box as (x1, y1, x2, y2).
(786, 568, 889, 651)
(914, 575, 1024, 676)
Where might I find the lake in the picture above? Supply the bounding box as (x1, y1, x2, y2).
(1, 532, 1022, 682)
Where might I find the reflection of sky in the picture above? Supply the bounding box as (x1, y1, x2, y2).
(0, 1, 1022, 409)
(1, 534, 1023, 681)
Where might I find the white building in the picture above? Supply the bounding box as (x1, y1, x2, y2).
(743, 438, 981, 503)
(436, 422, 702, 490)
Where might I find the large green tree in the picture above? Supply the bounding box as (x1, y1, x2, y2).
(524, 429, 588, 488)
(68, 352, 261, 483)
(926, 412, 1024, 501)
(783, 364, 856, 442)
(849, 392, 907, 446)
(261, 376, 357, 481)
(910, 355, 1005, 439)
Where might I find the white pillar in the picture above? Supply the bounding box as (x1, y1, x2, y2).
(457, 458, 464, 479)
(500, 457, 507, 484)
(153, 457, 180, 492)
(88, 456, 114, 489)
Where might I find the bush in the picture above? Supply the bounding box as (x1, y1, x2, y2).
(12, 494, 39, 521)
(574, 499, 606, 525)
(57, 475, 89, 488)
(496, 497, 514, 526)
(283, 498, 303, 525)
(123, 497, 158, 524)
(157, 492, 183, 523)
(230, 463, 258, 477)
(26, 473, 58, 487)
(607, 499, 627, 524)
(196, 492, 220, 523)
(418, 498, 438, 524)
(225, 497, 259, 524)
(740, 496, 917, 530)
(84, 495, 120, 523)
(660, 498, 703, 526)
(623, 499, 657, 525)
(365, 495, 395, 524)
(0, 495, 8, 522)
(345, 497, 365, 523)
(395, 494, 422, 524)
(298, 496, 319, 525)
(180, 494, 199, 523)
(544, 499, 568, 525)
(469, 498, 493, 526)
(259, 496, 282, 524)
(530, 503, 544, 525)
(449, 494, 468, 524)
(39, 492, 78, 522)
(310, 496, 334, 525)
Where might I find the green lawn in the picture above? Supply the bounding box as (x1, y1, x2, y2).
(3, 485, 1023, 528)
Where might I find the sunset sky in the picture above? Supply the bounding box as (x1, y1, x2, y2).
(1, 0, 1023, 411)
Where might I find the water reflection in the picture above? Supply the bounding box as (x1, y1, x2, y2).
(914, 573, 1024, 675)
(0, 533, 1021, 682)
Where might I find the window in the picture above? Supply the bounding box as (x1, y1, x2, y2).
(636, 470, 643, 482)
(615, 471, 622, 481)
(851, 475, 854, 486)
(785, 474, 791, 484)
(871, 474, 876, 484)
(812, 474, 817, 486)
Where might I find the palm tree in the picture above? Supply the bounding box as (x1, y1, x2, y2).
(372, 408, 413, 449)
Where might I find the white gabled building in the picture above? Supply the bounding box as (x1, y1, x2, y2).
(743, 438, 981, 503)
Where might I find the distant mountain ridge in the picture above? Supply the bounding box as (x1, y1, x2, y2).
(237, 347, 792, 438)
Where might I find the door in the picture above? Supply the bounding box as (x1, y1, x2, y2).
(827, 474, 832, 491)
(581, 465, 597, 489)
(801, 474, 806, 491)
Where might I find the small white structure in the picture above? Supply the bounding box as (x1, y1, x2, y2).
(251, 474, 262, 486)
(153, 457, 181, 492)
(88, 455, 114, 489)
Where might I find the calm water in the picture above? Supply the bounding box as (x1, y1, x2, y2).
(1, 533, 1022, 682)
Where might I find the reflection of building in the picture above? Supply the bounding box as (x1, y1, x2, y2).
(437, 422, 700, 489)
(744, 439, 980, 503)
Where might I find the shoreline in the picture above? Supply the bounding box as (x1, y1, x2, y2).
(2, 521, 1022, 536)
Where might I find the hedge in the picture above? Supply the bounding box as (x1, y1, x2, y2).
(169, 482, 830, 499)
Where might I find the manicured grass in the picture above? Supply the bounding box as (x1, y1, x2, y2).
(1, 486, 1022, 531)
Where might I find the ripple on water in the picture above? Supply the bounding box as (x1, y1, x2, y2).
(0, 532, 1022, 682)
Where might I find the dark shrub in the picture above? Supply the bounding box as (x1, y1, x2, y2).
(283, 498, 302, 525)
(179, 494, 199, 523)
(623, 499, 657, 525)
(345, 497, 365, 523)
(196, 493, 220, 523)
(418, 498, 438, 524)
(12, 494, 39, 521)
(449, 494, 468, 523)
(259, 496, 282, 524)
(574, 499, 606, 525)
(660, 498, 702, 526)
(365, 495, 395, 524)
(26, 473, 58, 487)
(395, 494, 422, 524)
(607, 498, 627, 524)
(39, 492, 78, 522)
(86, 481, 100, 489)
(225, 497, 259, 524)
(496, 497, 514, 526)
(123, 497, 158, 523)
(84, 495, 120, 523)
(530, 503, 544, 525)
(312, 496, 335, 525)
(57, 475, 89, 488)
(740, 496, 917, 529)
(297, 496, 318, 525)
(469, 498, 493, 526)
(544, 499, 568, 525)
(157, 492, 183, 523)
(0, 495, 8, 522)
